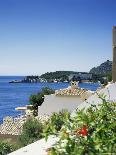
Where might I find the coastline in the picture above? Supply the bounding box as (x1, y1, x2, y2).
(0, 77, 100, 124)
(0, 81, 100, 136)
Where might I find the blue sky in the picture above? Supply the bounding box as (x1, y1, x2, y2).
(0, 0, 115, 75)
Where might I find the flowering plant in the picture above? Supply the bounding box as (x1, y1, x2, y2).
(48, 97, 116, 155)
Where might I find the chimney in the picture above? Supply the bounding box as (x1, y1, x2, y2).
(112, 26, 116, 82)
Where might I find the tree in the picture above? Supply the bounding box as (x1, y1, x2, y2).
(19, 118, 43, 146)
(41, 87, 55, 95)
(29, 93, 44, 116)
(107, 73, 112, 82)
(29, 87, 55, 116)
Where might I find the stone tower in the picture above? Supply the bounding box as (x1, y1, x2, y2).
(112, 26, 116, 82)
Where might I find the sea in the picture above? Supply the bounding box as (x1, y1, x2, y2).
(0, 76, 100, 123)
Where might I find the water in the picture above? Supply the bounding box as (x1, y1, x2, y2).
(0, 76, 100, 123)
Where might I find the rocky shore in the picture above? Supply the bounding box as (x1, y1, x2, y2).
(0, 115, 50, 136)
(9, 76, 47, 83)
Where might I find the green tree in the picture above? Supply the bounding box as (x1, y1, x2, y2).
(107, 73, 112, 82)
(41, 87, 55, 95)
(29, 87, 54, 116)
(30, 93, 44, 116)
(19, 118, 43, 146)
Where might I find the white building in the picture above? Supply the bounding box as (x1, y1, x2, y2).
(68, 73, 92, 81)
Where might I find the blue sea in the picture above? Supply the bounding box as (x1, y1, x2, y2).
(0, 76, 100, 123)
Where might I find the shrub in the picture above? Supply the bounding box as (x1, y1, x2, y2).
(0, 141, 15, 155)
(48, 98, 116, 155)
(19, 118, 43, 146)
(43, 110, 70, 140)
(41, 87, 55, 95)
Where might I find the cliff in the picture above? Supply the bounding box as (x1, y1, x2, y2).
(90, 60, 112, 75)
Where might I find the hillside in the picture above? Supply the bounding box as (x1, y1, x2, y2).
(40, 60, 112, 83)
(40, 71, 78, 82)
(90, 60, 112, 74)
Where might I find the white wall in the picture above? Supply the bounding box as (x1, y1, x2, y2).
(38, 95, 83, 116)
(71, 83, 116, 116)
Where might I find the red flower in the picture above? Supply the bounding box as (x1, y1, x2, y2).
(75, 125, 88, 136)
(79, 125, 88, 136)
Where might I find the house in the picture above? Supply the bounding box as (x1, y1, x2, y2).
(68, 72, 93, 81)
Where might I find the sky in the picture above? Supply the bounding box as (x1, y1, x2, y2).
(0, 0, 115, 75)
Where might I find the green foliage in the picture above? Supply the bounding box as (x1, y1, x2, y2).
(30, 93, 44, 116)
(92, 72, 112, 84)
(0, 141, 15, 155)
(29, 87, 55, 116)
(19, 109, 70, 146)
(41, 87, 55, 95)
(107, 73, 112, 82)
(43, 110, 70, 140)
(40, 71, 77, 82)
(19, 118, 43, 146)
(48, 99, 116, 155)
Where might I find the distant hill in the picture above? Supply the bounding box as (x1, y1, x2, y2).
(40, 60, 112, 83)
(90, 60, 112, 75)
(40, 71, 78, 82)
